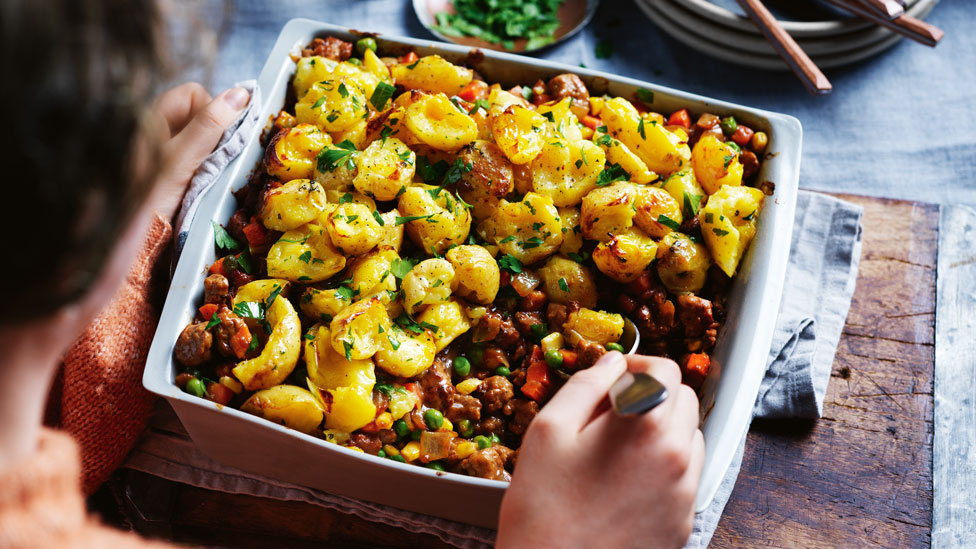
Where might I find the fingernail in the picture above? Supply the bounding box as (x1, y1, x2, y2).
(223, 87, 250, 110)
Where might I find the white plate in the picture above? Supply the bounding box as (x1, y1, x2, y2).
(143, 18, 801, 526)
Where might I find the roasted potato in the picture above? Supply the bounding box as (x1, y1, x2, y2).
(563, 308, 624, 346)
(557, 207, 583, 256)
(660, 169, 706, 219)
(377, 208, 404, 251)
(391, 55, 473, 96)
(304, 323, 376, 390)
(597, 134, 657, 185)
(691, 134, 743, 195)
(580, 182, 637, 241)
(373, 324, 437, 377)
(445, 245, 500, 304)
(231, 280, 301, 390)
(601, 97, 690, 176)
(397, 184, 472, 254)
(300, 287, 351, 323)
(346, 247, 399, 299)
(266, 223, 346, 283)
(591, 229, 658, 283)
(633, 185, 683, 239)
(241, 385, 324, 435)
(295, 77, 369, 133)
(401, 258, 455, 314)
(480, 192, 563, 265)
(490, 105, 548, 165)
(699, 184, 764, 276)
(329, 294, 392, 360)
(531, 138, 606, 207)
(403, 93, 478, 152)
(265, 124, 332, 182)
(416, 298, 471, 352)
(656, 231, 712, 293)
(324, 202, 384, 255)
(310, 383, 377, 433)
(353, 137, 416, 201)
(260, 179, 328, 232)
(537, 255, 598, 308)
(536, 97, 583, 142)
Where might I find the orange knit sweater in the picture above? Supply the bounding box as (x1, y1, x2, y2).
(1, 214, 175, 548)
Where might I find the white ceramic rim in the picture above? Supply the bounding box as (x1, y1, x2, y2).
(142, 18, 802, 516)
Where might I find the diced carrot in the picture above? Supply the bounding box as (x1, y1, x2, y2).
(581, 115, 602, 130)
(458, 80, 488, 102)
(230, 324, 252, 359)
(208, 257, 227, 277)
(667, 108, 691, 129)
(731, 125, 755, 146)
(242, 221, 270, 248)
(359, 420, 381, 434)
(682, 353, 711, 391)
(521, 380, 548, 402)
(174, 373, 196, 388)
(532, 93, 552, 106)
(198, 303, 219, 321)
(526, 361, 551, 387)
(399, 51, 418, 64)
(206, 382, 235, 406)
(559, 349, 578, 371)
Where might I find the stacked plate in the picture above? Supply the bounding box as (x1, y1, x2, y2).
(634, 0, 939, 70)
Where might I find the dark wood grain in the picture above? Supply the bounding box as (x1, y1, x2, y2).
(103, 194, 937, 548)
(712, 195, 936, 548)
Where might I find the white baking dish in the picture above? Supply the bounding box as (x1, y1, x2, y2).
(143, 18, 801, 527)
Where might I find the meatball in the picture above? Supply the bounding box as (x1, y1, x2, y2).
(460, 446, 512, 481)
(506, 398, 539, 436)
(203, 274, 229, 305)
(212, 306, 247, 358)
(303, 36, 353, 61)
(547, 73, 590, 118)
(174, 322, 213, 366)
(480, 375, 514, 414)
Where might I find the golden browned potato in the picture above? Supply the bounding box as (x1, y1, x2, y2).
(329, 294, 392, 360)
(346, 247, 399, 298)
(480, 192, 564, 265)
(531, 138, 606, 207)
(373, 324, 437, 378)
(656, 231, 712, 293)
(300, 287, 352, 323)
(597, 134, 657, 185)
(660, 169, 706, 218)
(537, 255, 598, 308)
(417, 298, 471, 352)
(591, 229, 658, 283)
(563, 308, 624, 346)
(260, 179, 328, 232)
(295, 77, 369, 133)
(557, 207, 584, 256)
(699, 184, 764, 276)
(311, 383, 377, 433)
(266, 223, 346, 283)
(490, 105, 548, 165)
(633, 185, 683, 239)
(231, 281, 301, 390)
(324, 202, 384, 255)
(353, 137, 415, 201)
(691, 134, 743, 195)
(536, 97, 583, 142)
(397, 184, 472, 255)
(446, 245, 500, 304)
(601, 97, 690, 176)
(377, 208, 404, 252)
(403, 93, 478, 152)
(265, 124, 332, 182)
(391, 55, 473, 96)
(580, 182, 637, 241)
(241, 385, 324, 435)
(401, 258, 455, 314)
(292, 56, 344, 98)
(304, 323, 376, 390)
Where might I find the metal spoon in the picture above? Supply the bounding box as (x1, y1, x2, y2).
(412, 0, 600, 54)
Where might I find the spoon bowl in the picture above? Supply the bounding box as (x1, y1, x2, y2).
(412, 0, 600, 54)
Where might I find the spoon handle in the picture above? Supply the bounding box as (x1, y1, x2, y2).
(609, 371, 669, 416)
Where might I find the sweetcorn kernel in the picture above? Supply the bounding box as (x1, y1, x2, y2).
(440, 418, 454, 432)
(382, 444, 400, 457)
(346, 446, 365, 453)
(588, 97, 604, 116)
(375, 412, 394, 430)
(456, 441, 477, 459)
(456, 378, 481, 395)
(401, 441, 422, 462)
(219, 376, 244, 394)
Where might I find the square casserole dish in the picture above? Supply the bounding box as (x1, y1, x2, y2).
(144, 18, 801, 528)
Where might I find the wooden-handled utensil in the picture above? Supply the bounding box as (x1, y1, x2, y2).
(823, 0, 944, 47)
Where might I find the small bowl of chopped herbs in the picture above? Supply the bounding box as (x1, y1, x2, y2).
(414, 0, 599, 53)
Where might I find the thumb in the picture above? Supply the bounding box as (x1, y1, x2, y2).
(161, 86, 250, 180)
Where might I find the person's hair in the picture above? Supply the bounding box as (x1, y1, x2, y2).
(0, 0, 163, 323)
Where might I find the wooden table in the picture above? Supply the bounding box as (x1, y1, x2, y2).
(101, 193, 937, 548)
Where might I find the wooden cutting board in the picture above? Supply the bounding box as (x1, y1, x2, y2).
(101, 194, 937, 548)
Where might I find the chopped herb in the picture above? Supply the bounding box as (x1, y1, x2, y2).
(467, 99, 491, 115)
(395, 214, 436, 225)
(704, 212, 714, 223)
(390, 258, 418, 279)
(298, 251, 312, 263)
(723, 153, 736, 169)
(247, 336, 260, 353)
(205, 312, 221, 330)
(233, 301, 263, 320)
(595, 162, 630, 187)
(683, 192, 703, 219)
(743, 210, 756, 221)
(311, 96, 328, 110)
(637, 117, 646, 139)
(712, 228, 730, 237)
(521, 86, 534, 102)
(394, 312, 439, 334)
(522, 236, 544, 249)
(499, 235, 517, 244)
(316, 140, 359, 172)
(567, 251, 590, 263)
(342, 339, 354, 360)
(344, 215, 359, 223)
(636, 88, 655, 104)
(558, 278, 569, 292)
(303, 332, 316, 341)
(337, 82, 349, 98)
(595, 133, 614, 147)
(595, 125, 608, 133)
(432, 279, 443, 288)
(335, 286, 355, 301)
(406, 59, 421, 70)
(338, 192, 354, 204)
(372, 210, 385, 226)
(387, 335, 401, 350)
(370, 82, 396, 110)
(595, 39, 614, 59)
(326, 112, 339, 123)
(397, 150, 414, 165)
(432, 0, 564, 51)
(375, 381, 396, 396)
(657, 214, 681, 231)
(529, 323, 549, 343)
(212, 221, 240, 252)
(497, 254, 523, 274)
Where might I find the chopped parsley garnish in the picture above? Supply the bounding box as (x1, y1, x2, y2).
(529, 323, 549, 343)
(712, 228, 730, 237)
(541, 111, 555, 123)
(637, 117, 646, 139)
(595, 162, 630, 187)
(394, 312, 439, 334)
(372, 210, 385, 226)
(212, 221, 240, 253)
(390, 257, 418, 279)
(432, 0, 564, 51)
(595, 133, 613, 147)
(205, 312, 221, 330)
(316, 140, 359, 172)
(522, 236, 544, 249)
(335, 285, 355, 301)
(337, 82, 349, 98)
(370, 82, 396, 110)
(683, 192, 703, 219)
(567, 251, 590, 263)
(406, 59, 421, 70)
(342, 339, 354, 360)
(497, 254, 523, 274)
(397, 150, 414, 165)
(657, 214, 681, 231)
(743, 210, 756, 221)
(298, 251, 312, 263)
(704, 212, 714, 224)
(387, 335, 401, 351)
(499, 235, 517, 244)
(311, 96, 328, 110)
(595, 39, 614, 59)
(468, 99, 491, 115)
(558, 278, 569, 292)
(395, 214, 436, 225)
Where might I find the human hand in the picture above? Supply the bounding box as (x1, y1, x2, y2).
(496, 352, 704, 549)
(140, 83, 251, 221)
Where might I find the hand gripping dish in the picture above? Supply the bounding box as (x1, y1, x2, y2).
(144, 19, 801, 528)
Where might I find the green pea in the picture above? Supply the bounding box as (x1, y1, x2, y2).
(474, 435, 492, 449)
(390, 454, 407, 463)
(355, 37, 378, 55)
(490, 433, 502, 445)
(720, 116, 737, 136)
(347, 57, 362, 66)
(411, 429, 423, 441)
(605, 342, 625, 353)
(495, 366, 511, 377)
(424, 408, 445, 430)
(185, 377, 206, 398)
(393, 419, 411, 438)
(377, 449, 387, 459)
(545, 350, 563, 368)
(426, 462, 446, 472)
(454, 356, 471, 376)
(457, 419, 475, 438)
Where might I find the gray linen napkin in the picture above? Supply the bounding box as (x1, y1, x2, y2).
(132, 86, 864, 547)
